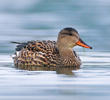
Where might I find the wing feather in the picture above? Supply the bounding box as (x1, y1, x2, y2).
(13, 40, 59, 67)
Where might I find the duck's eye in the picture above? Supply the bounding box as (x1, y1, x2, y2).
(61, 32, 73, 36)
(68, 33, 73, 36)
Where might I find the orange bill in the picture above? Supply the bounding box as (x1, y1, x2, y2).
(76, 38, 92, 49)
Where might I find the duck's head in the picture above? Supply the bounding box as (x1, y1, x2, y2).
(57, 27, 92, 49)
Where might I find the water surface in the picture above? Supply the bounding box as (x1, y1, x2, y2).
(0, 0, 110, 100)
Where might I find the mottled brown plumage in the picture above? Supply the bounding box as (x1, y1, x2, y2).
(12, 27, 92, 69)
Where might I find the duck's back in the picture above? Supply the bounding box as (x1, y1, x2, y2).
(13, 40, 59, 67)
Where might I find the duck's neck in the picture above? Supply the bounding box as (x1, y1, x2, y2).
(57, 46, 81, 68)
(58, 47, 75, 60)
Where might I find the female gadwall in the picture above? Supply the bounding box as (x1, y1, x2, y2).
(12, 27, 92, 69)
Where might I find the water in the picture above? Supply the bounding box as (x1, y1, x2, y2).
(0, 0, 110, 100)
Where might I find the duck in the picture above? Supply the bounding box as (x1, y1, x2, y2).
(12, 27, 92, 69)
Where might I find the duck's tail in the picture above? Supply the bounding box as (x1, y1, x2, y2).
(10, 41, 23, 44)
(10, 41, 28, 51)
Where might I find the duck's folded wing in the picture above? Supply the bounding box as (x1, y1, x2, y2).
(11, 40, 59, 67)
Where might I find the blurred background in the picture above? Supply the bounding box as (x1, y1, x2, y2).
(0, 0, 110, 100)
(0, 0, 110, 54)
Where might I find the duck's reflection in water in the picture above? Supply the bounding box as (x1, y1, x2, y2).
(16, 65, 78, 75)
